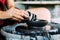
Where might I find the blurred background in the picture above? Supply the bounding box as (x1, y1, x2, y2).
(15, 0, 60, 18)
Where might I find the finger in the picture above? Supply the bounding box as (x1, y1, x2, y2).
(13, 14, 24, 20)
(14, 10, 24, 17)
(22, 11, 29, 18)
(12, 17, 21, 22)
(23, 14, 29, 18)
(15, 12, 29, 19)
(15, 9, 29, 18)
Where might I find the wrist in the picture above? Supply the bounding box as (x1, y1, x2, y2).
(0, 11, 11, 19)
(8, 5, 15, 9)
(5, 11, 12, 19)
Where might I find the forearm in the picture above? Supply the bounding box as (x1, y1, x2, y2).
(0, 0, 15, 19)
(7, 0, 15, 9)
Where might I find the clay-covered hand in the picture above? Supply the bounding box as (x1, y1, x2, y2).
(5, 7, 29, 22)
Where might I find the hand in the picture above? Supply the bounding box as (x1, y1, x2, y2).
(6, 7, 29, 22)
(12, 8, 29, 21)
